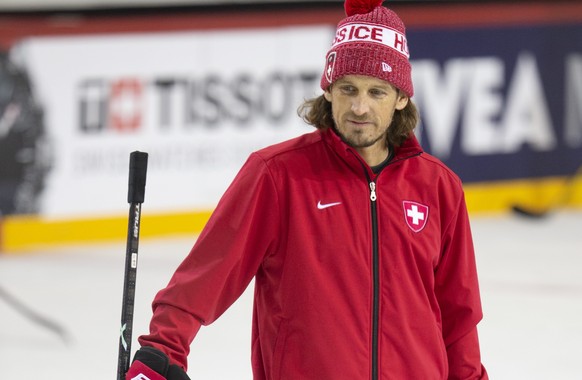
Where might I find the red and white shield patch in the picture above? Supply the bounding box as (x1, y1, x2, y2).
(402, 201, 429, 232)
(324, 52, 336, 84)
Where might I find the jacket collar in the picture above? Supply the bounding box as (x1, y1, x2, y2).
(392, 132, 424, 161)
(321, 128, 423, 177)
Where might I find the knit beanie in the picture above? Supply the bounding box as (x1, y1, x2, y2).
(320, 0, 413, 97)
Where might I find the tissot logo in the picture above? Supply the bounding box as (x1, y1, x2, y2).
(77, 70, 320, 134)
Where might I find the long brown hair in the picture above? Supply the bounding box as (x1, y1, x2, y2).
(298, 93, 419, 148)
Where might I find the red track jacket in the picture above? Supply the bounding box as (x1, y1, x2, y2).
(139, 128, 488, 379)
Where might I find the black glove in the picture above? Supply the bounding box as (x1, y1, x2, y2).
(127, 346, 191, 380)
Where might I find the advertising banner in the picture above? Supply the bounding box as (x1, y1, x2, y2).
(410, 23, 582, 183)
(11, 21, 581, 218)
(1, 2, 581, 249)
(9, 26, 332, 218)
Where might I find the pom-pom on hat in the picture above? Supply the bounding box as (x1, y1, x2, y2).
(321, 0, 414, 97)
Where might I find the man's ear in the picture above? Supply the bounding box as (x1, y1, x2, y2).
(396, 93, 409, 111)
(324, 89, 332, 102)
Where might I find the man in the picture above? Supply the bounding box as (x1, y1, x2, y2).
(126, 0, 488, 379)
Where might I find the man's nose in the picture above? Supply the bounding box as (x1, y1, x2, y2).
(351, 95, 370, 115)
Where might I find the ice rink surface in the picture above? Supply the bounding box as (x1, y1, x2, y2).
(1, 210, 581, 379)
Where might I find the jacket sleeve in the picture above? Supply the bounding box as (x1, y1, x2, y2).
(446, 327, 489, 380)
(434, 190, 488, 380)
(138, 153, 280, 370)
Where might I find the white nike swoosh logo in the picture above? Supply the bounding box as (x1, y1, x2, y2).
(317, 201, 342, 210)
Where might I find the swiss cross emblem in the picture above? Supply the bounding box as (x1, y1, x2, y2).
(325, 52, 336, 84)
(403, 201, 429, 232)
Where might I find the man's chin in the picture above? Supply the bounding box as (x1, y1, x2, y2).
(337, 132, 380, 149)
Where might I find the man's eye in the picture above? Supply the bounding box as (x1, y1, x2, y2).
(370, 89, 386, 97)
(340, 86, 356, 94)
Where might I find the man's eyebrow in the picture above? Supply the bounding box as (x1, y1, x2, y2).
(335, 79, 392, 90)
(335, 79, 352, 86)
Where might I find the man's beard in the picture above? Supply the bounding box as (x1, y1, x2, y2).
(333, 125, 387, 149)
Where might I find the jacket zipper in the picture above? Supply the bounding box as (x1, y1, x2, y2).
(369, 180, 379, 380)
(352, 150, 421, 380)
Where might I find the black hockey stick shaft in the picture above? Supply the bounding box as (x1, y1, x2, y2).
(117, 151, 148, 380)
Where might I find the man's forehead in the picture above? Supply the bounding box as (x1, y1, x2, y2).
(334, 75, 396, 89)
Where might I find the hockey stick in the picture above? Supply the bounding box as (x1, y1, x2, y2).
(0, 284, 70, 343)
(117, 151, 148, 380)
(512, 163, 582, 218)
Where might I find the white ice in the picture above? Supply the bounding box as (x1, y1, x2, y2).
(1, 211, 581, 379)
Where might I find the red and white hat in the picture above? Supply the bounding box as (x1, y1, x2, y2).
(320, 0, 413, 97)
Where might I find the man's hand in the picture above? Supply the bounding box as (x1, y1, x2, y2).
(126, 347, 190, 380)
